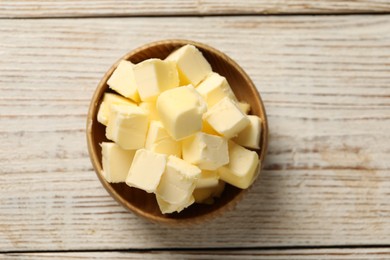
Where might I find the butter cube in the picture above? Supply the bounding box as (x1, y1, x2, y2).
(182, 132, 229, 171)
(157, 85, 207, 140)
(101, 142, 136, 183)
(193, 188, 213, 204)
(126, 149, 167, 193)
(201, 119, 220, 136)
(204, 97, 250, 139)
(145, 121, 181, 157)
(107, 60, 140, 102)
(139, 101, 159, 121)
(193, 180, 225, 204)
(238, 101, 251, 114)
(233, 115, 262, 149)
(97, 93, 137, 126)
(166, 44, 212, 86)
(133, 59, 179, 101)
(156, 195, 194, 214)
(156, 155, 201, 205)
(196, 72, 237, 108)
(106, 104, 149, 150)
(196, 170, 219, 189)
(218, 141, 260, 189)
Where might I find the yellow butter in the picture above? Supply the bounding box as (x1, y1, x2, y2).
(233, 115, 262, 149)
(101, 142, 136, 183)
(107, 60, 140, 102)
(193, 180, 225, 204)
(139, 101, 159, 121)
(196, 170, 219, 189)
(193, 188, 213, 204)
(157, 85, 207, 140)
(156, 155, 200, 205)
(196, 72, 238, 108)
(133, 58, 179, 101)
(201, 119, 220, 136)
(166, 44, 212, 86)
(182, 132, 229, 171)
(126, 149, 167, 193)
(238, 101, 251, 114)
(156, 195, 195, 214)
(218, 141, 259, 189)
(97, 93, 137, 126)
(204, 97, 250, 139)
(145, 121, 181, 157)
(105, 104, 149, 150)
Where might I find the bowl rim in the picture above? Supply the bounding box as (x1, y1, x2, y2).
(86, 39, 269, 225)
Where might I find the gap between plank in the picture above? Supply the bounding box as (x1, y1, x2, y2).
(3, 245, 390, 254)
(0, 11, 390, 20)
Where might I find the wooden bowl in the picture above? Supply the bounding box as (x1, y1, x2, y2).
(86, 39, 268, 225)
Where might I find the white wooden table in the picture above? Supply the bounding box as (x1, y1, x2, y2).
(1, 1, 390, 259)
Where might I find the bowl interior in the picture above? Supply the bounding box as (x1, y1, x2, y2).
(87, 39, 268, 224)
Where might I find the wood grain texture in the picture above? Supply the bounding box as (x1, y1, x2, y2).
(0, 16, 389, 251)
(3, 249, 390, 260)
(0, 0, 390, 18)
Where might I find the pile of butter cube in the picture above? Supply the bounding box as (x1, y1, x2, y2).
(98, 44, 262, 214)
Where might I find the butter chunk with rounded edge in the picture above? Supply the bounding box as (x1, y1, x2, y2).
(156, 155, 201, 205)
(157, 85, 207, 140)
(101, 142, 136, 183)
(182, 132, 229, 171)
(107, 60, 140, 102)
(218, 141, 259, 189)
(133, 59, 179, 101)
(166, 44, 212, 86)
(156, 195, 194, 214)
(204, 97, 250, 139)
(233, 115, 262, 149)
(196, 72, 238, 108)
(106, 104, 149, 150)
(145, 121, 181, 157)
(126, 149, 167, 193)
(97, 93, 137, 126)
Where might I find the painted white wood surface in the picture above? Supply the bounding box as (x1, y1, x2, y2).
(0, 15, 389, 252)
(3, 248, 390, 260)
(0, 0, 389, 18)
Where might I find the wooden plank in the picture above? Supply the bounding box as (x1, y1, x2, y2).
(3, 249, 390, 259)
(0, 0, 390, 18)
(0, 16, 389, 251)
